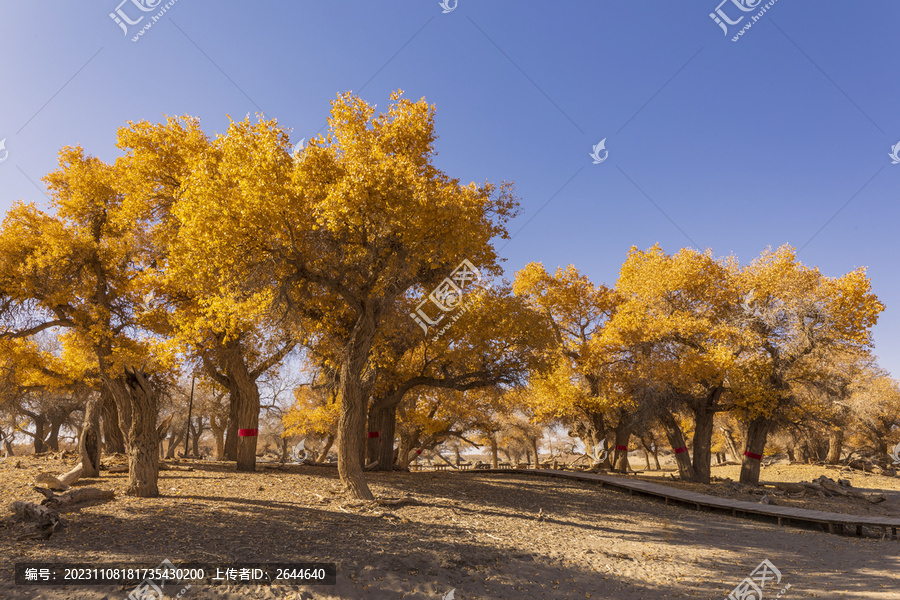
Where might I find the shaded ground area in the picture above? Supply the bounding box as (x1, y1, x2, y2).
(1, 455, 899, 599)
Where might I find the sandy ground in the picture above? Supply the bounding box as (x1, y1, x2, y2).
(2, 454, 899, 599)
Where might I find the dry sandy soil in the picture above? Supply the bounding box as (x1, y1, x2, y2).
(2, 454, 899, 599)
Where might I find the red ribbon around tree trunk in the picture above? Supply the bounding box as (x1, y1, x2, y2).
(744, 450, 762, 460)
(238, 429, 258, 437)
(615, 445, 628, 451)
(673, 446, 688, 454)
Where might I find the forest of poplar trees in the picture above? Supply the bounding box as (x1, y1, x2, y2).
(1, 91, 895, 503)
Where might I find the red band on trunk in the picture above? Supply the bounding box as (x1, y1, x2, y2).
(367, 431, 380, 438)
(744, 450, 763, 460)
(615, 446, 628, 451)
(673, 446, 688, 454)
(416, 449, 422, 454)
(238, 429, 258, 437)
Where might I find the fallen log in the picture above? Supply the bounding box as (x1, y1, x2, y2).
(9, 501, 61, 540)
(846, 460, 887, 475)
(33, 486, 115, 509)
(774, 482, 810, 495)
(107, 465, 128, 474)
(813, 476, 885, 504)
(58, 463, 84, 487)
(159, 463, 194, 472)
(34, 473, 68, 491)
(298, 461, 337, 468)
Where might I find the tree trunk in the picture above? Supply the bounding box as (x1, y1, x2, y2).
(643, 449, 651, 470)
(101, 391, 126, 454)
(337, 379, 372, 497)
(366, 402, 396, 472)
(612, 425, 631, 473)
(107, 368, 160, 497)
(397, 430, 421, 469)
(224, 395, 238, 461)
(1, 429, 14, 457)
(738, 417, 771, 486)
(166, 427, 185, 459)
(191, 417, 203, 456)
(490, 434, 499, 469)
(280, 435, 289, 462)
(721, 426, 741, 463)
(531, 438, 540, 468)
(219, 340, 263, 472)
(570, 411, 608, 466)
(317, 434, 335, 463)
(652, 450, 660, 470)
(691, 407, 716, 484)
(78, 396, 102, 478)
(210, 413, 226, 461)
(32, 415, 47, 454)
(826, 428, 843, 465)
(796, 440, 810, 463)
(46, 417, 64, 452)
(336, 310, 377, 500)
(658, 411, 697, 481)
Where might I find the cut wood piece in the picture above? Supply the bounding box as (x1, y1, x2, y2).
(58, 463, 84, 487)
(33, 486, 115, 509)
(107, 465, 128, 474)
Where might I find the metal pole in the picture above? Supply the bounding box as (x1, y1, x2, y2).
(184, 375, 195, 457)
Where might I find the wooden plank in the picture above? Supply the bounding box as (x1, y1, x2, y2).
(457, 468, 900, 536)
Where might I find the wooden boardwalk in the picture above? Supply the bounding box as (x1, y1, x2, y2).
(463, 468, 900, 539)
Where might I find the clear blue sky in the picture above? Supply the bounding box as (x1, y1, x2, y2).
(1, 2, 898, 372)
